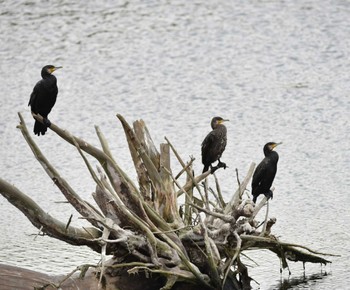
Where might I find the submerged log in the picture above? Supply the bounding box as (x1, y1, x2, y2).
(0, 113, 337, 290)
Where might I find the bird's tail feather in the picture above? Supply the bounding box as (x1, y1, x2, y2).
(202, 165, 209, 173)
(34, 120, 47, 136)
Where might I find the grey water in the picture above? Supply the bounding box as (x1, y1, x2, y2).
(0, 0, 349, 289)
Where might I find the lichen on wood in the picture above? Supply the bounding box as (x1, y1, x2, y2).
(0, 112, 337, 290)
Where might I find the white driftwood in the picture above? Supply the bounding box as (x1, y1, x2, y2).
(0, 112, 336, 290)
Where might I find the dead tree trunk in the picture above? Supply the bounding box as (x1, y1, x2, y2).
(0, 113, 336, 290)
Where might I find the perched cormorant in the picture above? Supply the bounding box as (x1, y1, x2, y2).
(252, 142, 282, 203)
(201, 116, 229, 173)
(28, 65, 62, 136)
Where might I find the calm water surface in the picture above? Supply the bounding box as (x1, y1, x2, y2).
(0, 1, 349, 289)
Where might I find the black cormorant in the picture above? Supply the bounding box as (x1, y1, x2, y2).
(28, 65, 62, 136)
(201, 116, 229, 173)
(252, 142, 282, 203)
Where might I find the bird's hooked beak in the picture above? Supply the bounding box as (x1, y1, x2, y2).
(50, 66, 63, 73)
(218, 119, 229, 124)
(271, 142, 282, 150)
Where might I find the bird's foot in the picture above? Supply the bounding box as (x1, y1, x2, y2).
(43, 118, 51, 127)
(210, 162, 227, 174)
(217, 161, 227, 170)
(264, 190, 273, 200)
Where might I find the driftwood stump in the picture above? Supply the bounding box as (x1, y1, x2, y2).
(0, 113, 335, 290)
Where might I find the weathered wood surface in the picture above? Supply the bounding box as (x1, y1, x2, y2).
(0, 113, 336, 290)
(0, 264, 218, 290)
(0, 264, 97, 290)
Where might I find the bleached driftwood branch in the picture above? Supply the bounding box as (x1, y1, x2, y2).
(0, 112, 336, 290)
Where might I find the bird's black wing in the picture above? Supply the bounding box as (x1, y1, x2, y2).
(28, 80, 41, 109)
(252, 158, 269, 192)
(201, 131, 216, 163)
